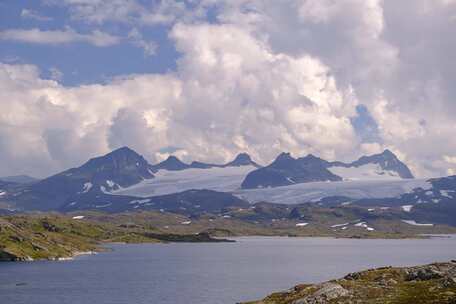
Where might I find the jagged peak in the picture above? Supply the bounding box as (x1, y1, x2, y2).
(275, 152, 294, 161)
(105, 146, 144, 159)
(380, 149, 397, 158)
(163, 155, 184, 163)
(233, 152, 252, 161)
(300, 153, 324, 161)
(152, 155, 190, 171)
(82, 146, 146, 169)
(226, 153, 255, 166)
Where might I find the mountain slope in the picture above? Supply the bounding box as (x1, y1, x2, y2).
(241, 153, 342, 189)
(241, 150, 413, 189)
(6, 147, 155, 210)
(58, 189, 249, 214)
(0, 175, 39, 184)
(328, 149, 414, 180)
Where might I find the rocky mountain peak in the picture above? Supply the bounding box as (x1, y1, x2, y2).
(152, 155, 190, 171)
(225, 153, 260, 167)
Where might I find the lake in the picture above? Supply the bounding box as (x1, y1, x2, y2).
(1, 236, 456, 304)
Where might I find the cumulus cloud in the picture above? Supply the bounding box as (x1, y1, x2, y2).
(0, 20, 358, 176)
(0, 27, 121, 47)
(1, 0, 456, 178)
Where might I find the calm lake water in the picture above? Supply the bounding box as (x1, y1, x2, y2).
(1, 236, 456, 304)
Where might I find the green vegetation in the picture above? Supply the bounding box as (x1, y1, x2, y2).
(0, 212, 232, 261)
(1, 206, 456, 261)
(244, 262, 456, 304)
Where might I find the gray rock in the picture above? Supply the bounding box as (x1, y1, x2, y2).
(441, 276, 456, 287)
(406, 266, 444, 281)
(344, 272, 361, 280)
(292, 283, 349, 304)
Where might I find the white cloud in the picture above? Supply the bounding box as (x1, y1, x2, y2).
(2, 0, 456, 178)
(0, 21, 358, 176)
(0, 27, 120, 47)
(444, 155, 456, 165)
(128, 28, 157, 56)
(51, 0, 199, 26)
(21, 9, 53, 21)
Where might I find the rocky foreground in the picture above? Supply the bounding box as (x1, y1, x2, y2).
(243, 261, 456, 304)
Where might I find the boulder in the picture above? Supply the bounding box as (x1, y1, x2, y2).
(292, 283, 349, 304)
(406, 266, 444, 281)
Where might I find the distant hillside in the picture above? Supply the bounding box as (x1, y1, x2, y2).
(3, 147, 155, 211)
(0, 175, 39, 184)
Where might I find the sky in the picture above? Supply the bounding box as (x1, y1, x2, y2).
(0, 0, 456, 178)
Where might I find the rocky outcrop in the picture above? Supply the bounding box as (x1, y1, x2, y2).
(244, 261, 456, 304)
(292, 283, 349, 304)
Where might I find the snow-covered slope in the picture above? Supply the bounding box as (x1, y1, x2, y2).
(327, 163, 401, 181)
(113, 164, 429, 205)
(234, 179, 430, 205)
(112, 165, 257, 197)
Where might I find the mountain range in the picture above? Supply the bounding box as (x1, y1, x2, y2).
(241, 149, 413, 189)
(1, 146, 455, 228)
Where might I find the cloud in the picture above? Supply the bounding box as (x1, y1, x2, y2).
(2, 0, 456, 178)
(48, 0, 205, 26)
(48, 67, 64, 81)
(0, 20, 357, 176)
(128, 28, 157, 56)
(204, 0, 456, 176)
(21, 9, 53, 21)
(20, 9, 53, 21)
(0, 27, 121, 47)
(108, 108, 157, 156)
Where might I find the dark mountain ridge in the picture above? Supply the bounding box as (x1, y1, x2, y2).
(241, 149, 414, 189)
(151, 152, 260, 171)
(4, 147, 155, 210)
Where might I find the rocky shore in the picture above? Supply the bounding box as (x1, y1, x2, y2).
(243, 261, 456, 304)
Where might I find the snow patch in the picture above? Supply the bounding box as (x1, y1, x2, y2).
(95, 203, 111, 208)
(401, 205, 413, 212)
(354, 221, 375, 231)
(181, 221, 192, 225)
(72, 216, 85, 220)
(80, 182, 93, 194)
(129, 199, 151, 205)
(106, 180, 115, 187)
(296, 222, 309, 227)
(234, 179, 430, 205)
(111, 165, 257, 197)
(286, 177, 295, 184)
(331, 222, 349, 228)
(402, 220, 434, 226)
(440, 190, 454, 198)
(328, 164, 400, 181)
